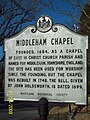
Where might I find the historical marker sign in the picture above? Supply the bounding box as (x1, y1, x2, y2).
(4, 16, 88, 105)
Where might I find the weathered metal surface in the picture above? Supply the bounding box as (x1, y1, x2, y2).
(4, 16, 88, 105)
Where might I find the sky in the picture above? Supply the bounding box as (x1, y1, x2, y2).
(0, 0, 88, 60)
(0, 46, 3, 60)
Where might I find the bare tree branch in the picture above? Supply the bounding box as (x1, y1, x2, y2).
(0, 0, 41, 44)
(0, 55, 4, 62)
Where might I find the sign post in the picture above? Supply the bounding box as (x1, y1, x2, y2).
(4, 15, 88, 105)
(38, 98, 48, 120)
